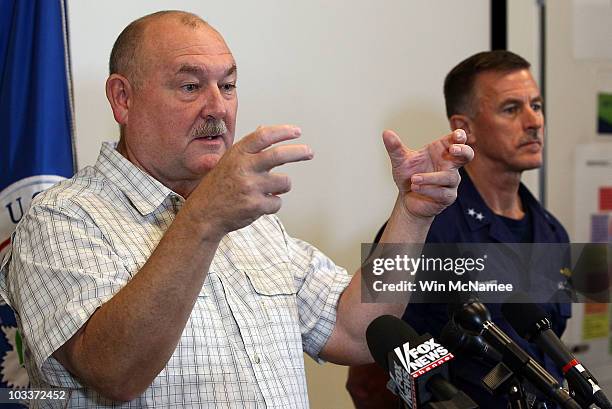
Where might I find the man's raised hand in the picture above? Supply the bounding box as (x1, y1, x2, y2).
(187, 125, 313, 240)
(383, 129, 474, 219)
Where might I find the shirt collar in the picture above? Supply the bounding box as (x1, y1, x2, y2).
(457, 168, 555, 235)
(456, 168, 495, 231)
(95, 142, 176, 216)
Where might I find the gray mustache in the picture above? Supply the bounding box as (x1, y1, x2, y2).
(193, 119, 227, 137)
(520, 129, 541, 144)
(526, 128, 539, 139)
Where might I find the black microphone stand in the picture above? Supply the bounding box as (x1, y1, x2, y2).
(482, 360, 529, 409)
(506, 379, 529, 409)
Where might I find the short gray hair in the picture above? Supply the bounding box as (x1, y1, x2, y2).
(109, 10, 208, 88)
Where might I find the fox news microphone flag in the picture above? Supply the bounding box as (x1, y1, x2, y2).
(0, 0, 76, 401)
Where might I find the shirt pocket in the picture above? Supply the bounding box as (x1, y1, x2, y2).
(241, 262, 297, 296)
(240, 265, 304, 370)
(240, 263, 299, 325)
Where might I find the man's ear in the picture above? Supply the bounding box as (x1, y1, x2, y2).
(105, 74, 132, 126)
(449, 114, 475, 145)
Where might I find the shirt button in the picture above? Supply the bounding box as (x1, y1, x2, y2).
(254, 355, 261, 364)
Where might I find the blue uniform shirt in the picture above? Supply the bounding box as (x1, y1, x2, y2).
(402, 168, 571, 409)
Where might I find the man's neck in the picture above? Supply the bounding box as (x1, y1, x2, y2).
(116, 138, 199, 198)
(464, 161, 524, 219)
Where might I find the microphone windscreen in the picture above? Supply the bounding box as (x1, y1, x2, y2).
(439, 320, 466, 353)
(366, 315, 419, 371)
(501, 294, 550, 339)
(440, 320, 502, 365)
(447, 292, 481, 317)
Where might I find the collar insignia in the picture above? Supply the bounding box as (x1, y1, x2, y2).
(467, 208, 485, 221)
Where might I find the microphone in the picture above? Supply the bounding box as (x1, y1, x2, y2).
(502, 298, 612, 409)
(439, 320, 502, 366)
(366, 315, 478, 409)
(441, 318, 532, 406)
(451, 299, 581, 409)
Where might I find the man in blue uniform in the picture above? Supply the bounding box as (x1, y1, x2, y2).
(346, 50, 571, 409)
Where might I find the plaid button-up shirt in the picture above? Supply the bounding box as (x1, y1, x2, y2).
(1, 142, 351, 408)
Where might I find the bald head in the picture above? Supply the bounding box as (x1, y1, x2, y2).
(109, 10, 214, 88)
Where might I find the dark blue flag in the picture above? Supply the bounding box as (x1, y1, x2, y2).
(0, 0, 75, 405)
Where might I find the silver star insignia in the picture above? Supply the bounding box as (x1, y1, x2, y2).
(475, 212, 484, 221)
(467, 208, 476, 217)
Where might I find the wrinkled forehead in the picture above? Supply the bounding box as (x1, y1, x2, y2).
(474, 69, 539, 101)
(141, 17, 233, 64)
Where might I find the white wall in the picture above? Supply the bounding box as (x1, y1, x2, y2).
(508, 0, 542, 196)
(67, 1, 488, 407)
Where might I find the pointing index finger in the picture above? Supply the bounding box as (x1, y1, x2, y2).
(240, 125, 302, 154)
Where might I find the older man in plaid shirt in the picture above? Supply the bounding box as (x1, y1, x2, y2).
(1, 10, 472, 408)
